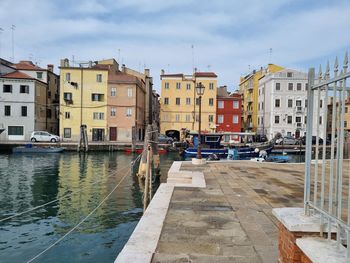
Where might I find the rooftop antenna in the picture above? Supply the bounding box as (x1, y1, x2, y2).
(191, 44, 195, 73)
(72, 55, 75, 66)
(118, 49, 121, 62)
(0, 27, 3, 59)
(11, 25, 15, 62)
(269, 48, 272, 64)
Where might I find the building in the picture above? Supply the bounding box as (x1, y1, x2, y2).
(239, 64, 283, 132)
(0, 59, 59, 141)
(59, 58, 149, 142)
(257, 68, 326, 140)
(160, 71, 217, 136)
(216, 86, 242, 136)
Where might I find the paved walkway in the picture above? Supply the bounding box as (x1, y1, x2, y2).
(152, 161, 305, 263)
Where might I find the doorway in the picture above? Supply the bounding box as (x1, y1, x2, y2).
(109, 127, 117, 141)
(92, 128, 105, 141)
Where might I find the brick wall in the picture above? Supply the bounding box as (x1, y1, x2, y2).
(278, 223, 319, 263)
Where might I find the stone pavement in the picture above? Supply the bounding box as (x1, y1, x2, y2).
(152, 161, 305, 263)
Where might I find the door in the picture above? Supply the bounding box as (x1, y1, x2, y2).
(109, 127, 117, 141)
(92, 129, 105, 141)
(295, 129, 300, 139)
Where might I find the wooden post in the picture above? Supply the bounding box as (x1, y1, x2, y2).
(143, 145, 151, 212)
(138, 124, 152, 178)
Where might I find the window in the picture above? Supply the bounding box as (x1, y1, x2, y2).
(176, 82, 181, 89)
(196, 98, 199, 105)
(296, 116, 301, 123)
(345, 121, 348, 128)
(65, 112, 70, 119)
(345, 107, 348, 113)
(186, 114, 191, 122)
(297, 83, 302, 90)
(209, 115, 214, 122)
(276, 83, 281, 91)
(287, 116, 292, 124)
(209, 98, 214, 106)
(186, 98, 191, 105)
(91, 93, 104, 101)
(233, 101, 239, 109)
(65, 73, 71, 81)
(163, 113, 169, 121)
(288, 83, 293, 91)
(164, 97, 169, 105)
(111, 87, 116, 96)
(209, 83, 214, 90)
(20, 85, 29, 94)
(8, 126, 23, 135)
(21, 106, 27, 117)
(4, 105, 11, 116)
(93, 112, 104, 120)
(96, 74, 102, 82)
(319, 100, 323, 108)
(175, 114, 180, 122)
(319, 116, 322, 125)
(3, 84, 12, 93)
(186, 83, 191, 90)
(218, 115, 224, 123)
(287, 132, 292, 136)
(296, 100, 302, 106)
(305, 116, 307, 124)
(218, 101, 224, 108)
(126, 108, 132, 117)
(287, 72, 293, 77)
(275, 115, 280, 124)
(275, 99, 280, 107)
(127, 88, 132, 97)
(258, 117, 260, 125)
(64, 128, 71, 138)
(64, 92, 72, 101)
(37, 72, 43, 79)
(233, 115, 238, 124)
(305, 100, 308, 108)
(111, 107, 116, 116)
(164, 82, 169, 89)
(176, 98, 180, 105)
(305, 83, 308, 90)
(48, 91, 51, 98)
(47, 109, 52, 118)
(261, 102, 264, 109)
(288, 99, 293, 108)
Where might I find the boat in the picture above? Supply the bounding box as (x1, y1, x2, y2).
(250, 155, 289, 163)
(183, 133, 227, 158)
(13, 145, 64, 153)
(232, 141, 274, 159)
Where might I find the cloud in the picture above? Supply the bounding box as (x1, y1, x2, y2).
(0, 0, 349, 91)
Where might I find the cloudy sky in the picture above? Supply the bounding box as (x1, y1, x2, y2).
(0, 0, 349, 91)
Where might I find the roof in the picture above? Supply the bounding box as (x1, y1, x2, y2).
(194, 72, 217, 78)
(2, 71, 34, 79)
(13, 61, 45, 71)
(108, 71, 140, 84)
(160, 73, 184, 78)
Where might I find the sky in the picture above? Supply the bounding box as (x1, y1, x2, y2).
(0, 0, 349, 92)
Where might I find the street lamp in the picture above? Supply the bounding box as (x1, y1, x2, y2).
(196, 82, 205, 159)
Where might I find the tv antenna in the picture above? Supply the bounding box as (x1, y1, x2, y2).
(0, 27, 3, 59)
(11, 25, 15, 62)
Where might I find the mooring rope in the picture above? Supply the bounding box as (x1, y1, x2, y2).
(0, 159, 136, 223)
(26, 168, 131, 263)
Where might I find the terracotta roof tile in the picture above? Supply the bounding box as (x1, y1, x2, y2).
(161, 73, 184, 78)
(2, 71, 34, 79)
(13, 61, 44, 70)
(108, 71, 139, 83)
(194, 72, 217, 78)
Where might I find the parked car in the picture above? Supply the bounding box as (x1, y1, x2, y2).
(158, 134, 174, 144)
(30, 131, 60, 142)
(277, 136, 299, 145)
(299, 136, 331, 145)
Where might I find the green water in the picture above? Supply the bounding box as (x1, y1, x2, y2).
(0, 152, 181, 263)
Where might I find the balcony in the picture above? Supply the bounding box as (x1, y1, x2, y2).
(246, 96, 253, 103)
(296, 106, 304, 114)
(247, 85, 253, 91)
(246, 110, 253, 115)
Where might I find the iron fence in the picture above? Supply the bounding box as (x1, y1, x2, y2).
(304, 52, 350, 255)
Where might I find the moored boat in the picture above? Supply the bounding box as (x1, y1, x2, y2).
(13, 145, 64, 153)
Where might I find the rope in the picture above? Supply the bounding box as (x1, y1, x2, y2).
(26, 168, 131, 263)
(0, 163, 131, 223)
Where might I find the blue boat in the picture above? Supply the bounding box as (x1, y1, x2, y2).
(183, 133, 227, 158)
(12, 144, 64, 153)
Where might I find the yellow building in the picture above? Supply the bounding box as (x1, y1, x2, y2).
(239, 64, 283, 131)
(160, 71, 217, 135)
(59, 59, 109, 141)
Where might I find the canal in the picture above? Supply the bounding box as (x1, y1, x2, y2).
(0, 151, 182, 263)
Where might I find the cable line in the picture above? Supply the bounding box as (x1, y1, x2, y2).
(26, 168, 131, 263)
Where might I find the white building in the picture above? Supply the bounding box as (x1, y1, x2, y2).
(257, 68, 325, 140)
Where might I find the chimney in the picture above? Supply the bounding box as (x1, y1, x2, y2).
(161, 69, 165, 75)
(144, 68, 150, 77)
(122, 64, 126, 73)
(47, 64, 54, 72)
(60, 58, 69, 67)
(88, 61, 93, 68)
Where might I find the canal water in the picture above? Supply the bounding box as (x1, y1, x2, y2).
(0, 152, 182, 263)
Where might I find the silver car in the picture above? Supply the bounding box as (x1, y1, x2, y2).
(280, 136, 299, 145)
(30, 131, 60, 142)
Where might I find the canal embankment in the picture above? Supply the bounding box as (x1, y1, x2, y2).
(117, 160, 306, 262)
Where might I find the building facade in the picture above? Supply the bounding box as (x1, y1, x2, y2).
(239, 64, 283, 132)
(160, 71, 217, 135)
(257, 68, 326, 140)
(216, 86, 242, 134)
(0, 59, 50, 141)
(59, 58, 148, 142)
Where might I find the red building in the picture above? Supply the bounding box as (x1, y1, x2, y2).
(216, 86, 242, 141)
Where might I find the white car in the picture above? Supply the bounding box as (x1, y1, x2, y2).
(30, 131, 60, 142)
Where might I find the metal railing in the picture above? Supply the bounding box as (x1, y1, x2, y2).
(304, 52, 349, 256)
